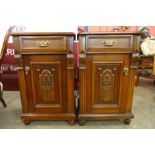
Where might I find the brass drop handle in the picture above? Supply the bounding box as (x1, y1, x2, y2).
(79, 53, 86, 58)
(25, 66, 30, 75)
(123, 67, 129, 76)
(35, 41, 49, 47)
(67, 54, 74, 58)
(102, 40, 118, 46)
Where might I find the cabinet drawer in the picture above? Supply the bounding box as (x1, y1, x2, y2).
(86, 35, 133, 52)
(19, 36, 67, 53)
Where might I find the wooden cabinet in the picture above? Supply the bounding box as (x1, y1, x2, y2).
(78, 32, 141, 125)
(12, 32, 76, 125)
(12, 32, 141, 126)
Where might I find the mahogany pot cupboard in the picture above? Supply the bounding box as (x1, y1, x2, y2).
(11, 32, 141, 125)
(78, 32, 141, 125)
(12, 32, 76, 125)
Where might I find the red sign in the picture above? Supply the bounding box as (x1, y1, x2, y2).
(1, 43, 17, 74)
(1, 43, 18, 90)
(1, 26, 26, 90)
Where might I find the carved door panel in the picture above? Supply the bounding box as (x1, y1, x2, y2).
(93, 63, 121, 105)
(86, 54, 130, 114)
(24, 55, 67, 113)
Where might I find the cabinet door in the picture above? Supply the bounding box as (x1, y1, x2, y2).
(23, 55, 68, 113)
(85, 54, 130, 114)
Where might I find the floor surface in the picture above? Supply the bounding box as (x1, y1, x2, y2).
(0, 78, 155, 129)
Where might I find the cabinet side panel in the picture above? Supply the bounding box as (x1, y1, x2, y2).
(126, 69, 136, 112)
(13, 36, 28, 113)
(126, 35, 141, 112)
(67, 36, 75, 113)
(17, 70, 28, 113)
(67, 69, 74, 112)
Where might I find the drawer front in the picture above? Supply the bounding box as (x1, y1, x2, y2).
(19, 36, 67, 53)
(86, 35, 133, 52)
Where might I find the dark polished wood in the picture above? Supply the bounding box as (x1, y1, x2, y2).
(19, 36, 67, 53)
(78, 120, 86, 126)
(12, 32, 76, 124)
(23, 120, 31, 125)
(86, 35, 133, 52)
(78, 32, 141, 124)
(123, 119, 131, 125)
(11, 32, 75, 36)
(78, 32, 143, 35)
(67, 120, 76, 125)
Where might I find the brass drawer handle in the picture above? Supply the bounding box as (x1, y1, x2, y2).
(79, 54, 86, 58)
(67, 54, 74, 58)
(123, 67, 129, 76)
(102, 40, 118, 46)
(35, 41, 49, 47)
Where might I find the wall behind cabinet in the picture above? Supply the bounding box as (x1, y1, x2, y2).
(78, 26, 155, 36)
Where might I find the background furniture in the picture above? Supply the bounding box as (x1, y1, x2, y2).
(12, 32, 76, 125)
(136, 55, 155, 86)
(154, 55, 155, 75)
(0, 27, 13, 107)
(139, 55, 153, 77)
(78, 32, 141, 125)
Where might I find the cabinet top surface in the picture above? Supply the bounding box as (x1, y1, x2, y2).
(11, 32, 75, 36)
(78, 32, 143, 35)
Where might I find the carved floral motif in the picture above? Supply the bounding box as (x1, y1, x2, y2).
(41, 69, 53, 89)
(98, 67, 116, 90)
(39, 69, 54, 101)
(98, 67, 117, 102)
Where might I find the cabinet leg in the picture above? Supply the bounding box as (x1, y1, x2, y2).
(135, 74, 139, 86)
(67, 120, 76, 125)
(123, 119, 131, 125)
(23, 120, 31, 125)
(78, 120, 86, 126)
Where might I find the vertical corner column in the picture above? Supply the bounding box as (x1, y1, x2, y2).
(13, 36, 28, 113)
(66, 36, 75, 114)
(79, 35, 87, 114)
(126, 35, 141, 112)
